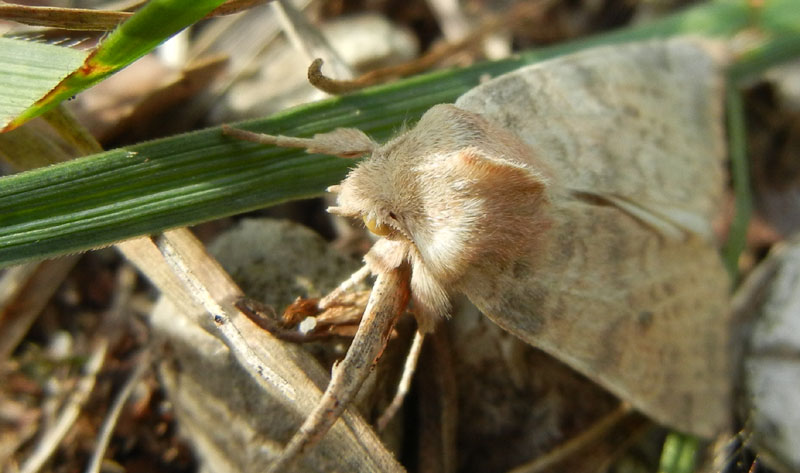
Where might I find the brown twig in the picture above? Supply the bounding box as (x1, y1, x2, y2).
(0, 0, 273, 31)
(85, 350, 151, 473)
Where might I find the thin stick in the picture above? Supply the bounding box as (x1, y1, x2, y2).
(508, 403, 634, 473)
(271, 0, 353, 80)
(376, 330, 425, 431)
(85, 350, 150, 473)
(266, 265, 410, 473)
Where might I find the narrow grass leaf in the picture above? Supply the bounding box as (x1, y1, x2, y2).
(1, 0, 226, 131)
(1, 0, 798, 267)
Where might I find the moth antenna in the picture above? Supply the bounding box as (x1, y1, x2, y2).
(222, 126, 324, 149)
(266, 266, 410, 473)
(326, 184, 342, 193)
(223, 125, 376, 159)
(376, 330, 425, 431)
(327, 206, 345, 215)
(221, 125, 280, 145)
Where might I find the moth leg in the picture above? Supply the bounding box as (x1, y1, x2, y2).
(267, 265, 411, 473)
(236, 297, 352, 343)
(286, 291, 373, 339)
(222, 125, 376, 158)
(376, 330, 425, 431)
(235, 296, 303, 341)
(319, 263, 372, 309)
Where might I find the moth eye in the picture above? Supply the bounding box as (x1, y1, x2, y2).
(363, 215, 391, 236)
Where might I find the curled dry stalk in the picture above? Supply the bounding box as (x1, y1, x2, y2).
(306, 0, 557, 94)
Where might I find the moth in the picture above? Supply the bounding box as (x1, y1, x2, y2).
(224, 37, 732, 471)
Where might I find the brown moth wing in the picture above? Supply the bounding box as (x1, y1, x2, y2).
(455, 38, 728, 237)
(460, 196, 730, 437)
(452, 38, 732, 437)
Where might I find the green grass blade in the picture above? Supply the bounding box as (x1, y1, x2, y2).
(658, 432, 698, 473)
(721, 86, 752, 278)
(0, 75, 456, 266)
(1, 0, 799, 267)
(1, 0, 226, 132)
(0, 38, 87, 130)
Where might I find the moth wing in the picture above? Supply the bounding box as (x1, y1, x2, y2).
(463, 197, 731, 437)
(454, 37, 728, 233)
(454, 38, 732, 436)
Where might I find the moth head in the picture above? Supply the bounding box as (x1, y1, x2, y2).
(327, 147, 421, 242)
(329, 105, 552, 328)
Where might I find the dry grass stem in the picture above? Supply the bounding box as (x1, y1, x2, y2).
(272, 0, 353, 81)
(85, 350, 150, 473)
(307, 0, 555, 94)
(508, 404, 635, 473)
